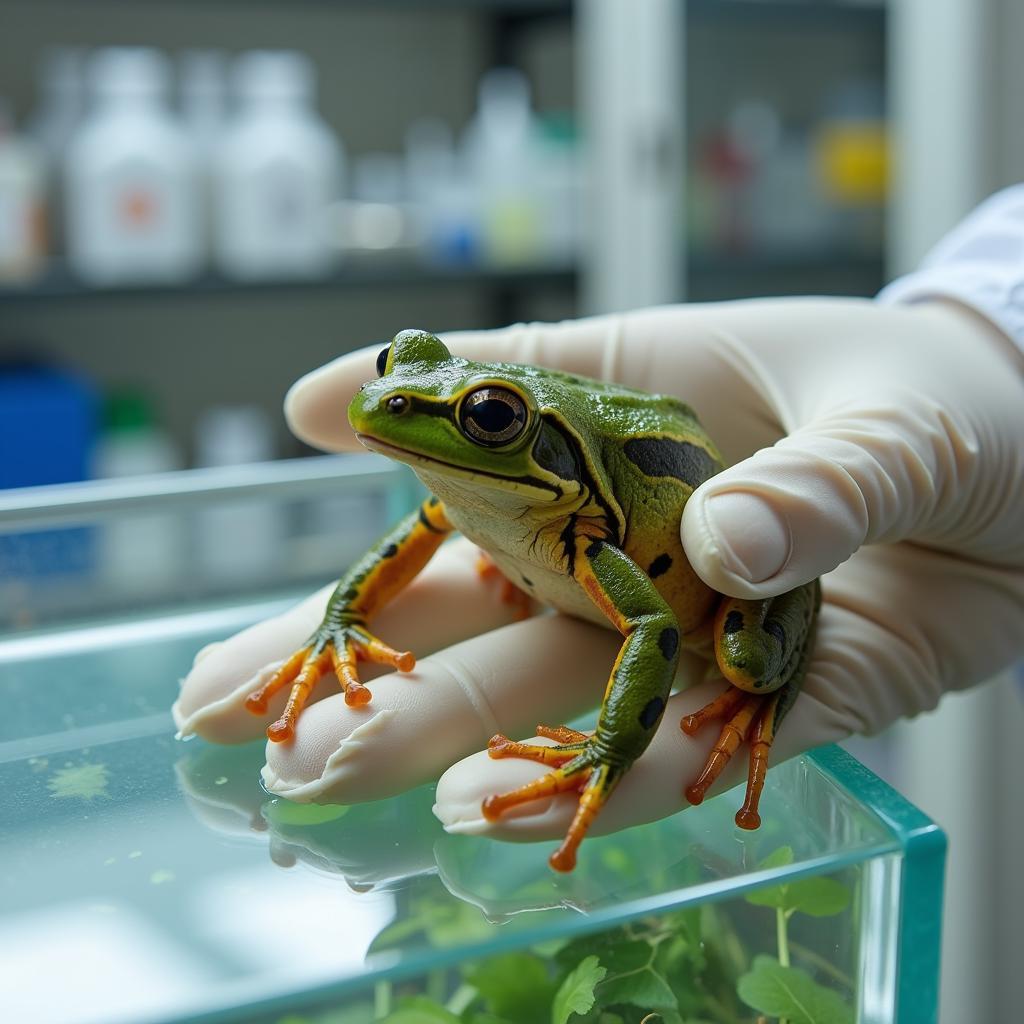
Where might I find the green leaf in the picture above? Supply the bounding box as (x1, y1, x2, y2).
(746, 874, 850, 916)
(759, 845, 795, 869)
(379, 995, 462, 1024)
(593, 941, 677, 1011)
(785, 876, 851, 917)
(555, 930, 631, 971)
(737, 956, 854, 1024)
(745, 846, 849, 917)
(466, 952, 556, 1022)
(552, 956, 607, 1024)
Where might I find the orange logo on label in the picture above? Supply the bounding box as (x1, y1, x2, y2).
(120, 189, 159, 227)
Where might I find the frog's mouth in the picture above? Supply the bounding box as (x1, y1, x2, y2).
(355, 432, 563, 501)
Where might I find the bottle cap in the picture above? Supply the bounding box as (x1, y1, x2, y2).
(196, 405, 274, 466)
(89, 47, 170, 100)
(104, 391, 155, 434)
(477, 68, 531, 120)
(232, 51, 314, 103)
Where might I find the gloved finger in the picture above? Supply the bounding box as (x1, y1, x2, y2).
(172, 538, 536, 743)
(683, 381, 1024, 599)
(433, 541, 1024, 840)
(282, 300, 911, 462)
(261, 611, 708, 804)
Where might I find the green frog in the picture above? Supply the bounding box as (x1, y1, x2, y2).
(246, 329, 820, 871)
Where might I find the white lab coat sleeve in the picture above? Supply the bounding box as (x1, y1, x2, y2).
(877, 184, 1024, 351)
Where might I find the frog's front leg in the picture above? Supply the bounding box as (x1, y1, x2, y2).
(681, 580, 820, 828)
(245, 497, 454, 742)
(484, 536, 679, 872)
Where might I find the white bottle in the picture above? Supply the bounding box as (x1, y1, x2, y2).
(180, 50, 225, 159)
(404, 117, 479, 262)
(195, 406, 283, 585)
(29, 48, 85, 164)
(65, 47, 201, 284)
(0, 101, 47, 282)
(536, 113, 582, 265)
(27, 47, 84, 258)
(461, 68, 543, 266)
(180, 50, 226, 259)
(213, 51, 342, 280)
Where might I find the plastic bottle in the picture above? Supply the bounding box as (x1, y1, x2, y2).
(64, 47, 201, 284)
(27, 47, 84, 259)
(90, 391, 185, 594)
(180, 50, 226, 259)
(404, 117, 478, 264)
(461, 68, 543, 266)
(28, 48, 85, 166)
(180, 50, 225, 159)
(0, 101, 47, 282)
(536, 112, 582, 265)
(213, 51, 342, 280)
(194, 405, 282, 585)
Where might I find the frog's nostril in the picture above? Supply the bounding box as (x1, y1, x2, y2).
(386, 395, 409, 415)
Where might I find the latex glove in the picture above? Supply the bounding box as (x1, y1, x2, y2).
(174, 297, 1024, 843)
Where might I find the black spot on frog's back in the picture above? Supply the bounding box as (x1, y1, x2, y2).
(648, 553, 672, 578)
(623, 437, 719, 489)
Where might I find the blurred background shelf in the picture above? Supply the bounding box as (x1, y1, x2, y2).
(688, 247, 885, 299)
(689, 0, 885, 29)
(0, 259, 578, 305)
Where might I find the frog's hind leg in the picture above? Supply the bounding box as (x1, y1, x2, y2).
(681, 581, 818, 829)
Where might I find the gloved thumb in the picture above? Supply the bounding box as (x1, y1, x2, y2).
(681, 393, 990, 598)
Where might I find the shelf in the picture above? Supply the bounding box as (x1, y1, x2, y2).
(689, 0, 886, 30)
(0, 259, 578, 306)
(689, 246, 884, 276)
(688, 246, 886, 300)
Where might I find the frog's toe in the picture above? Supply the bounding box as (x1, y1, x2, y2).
(244, 645, 331, 742)
(487, 724, 588, 767)
(681, 684, 791, 830)
(481, 745, 621, 872)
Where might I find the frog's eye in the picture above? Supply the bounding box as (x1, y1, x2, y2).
(460, 387, 528, 447)
(376, 345, 391, 377)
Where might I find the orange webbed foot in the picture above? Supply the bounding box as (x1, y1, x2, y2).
(245, 624, 416, 742)
(481, 725, 619, 872)
(680, 685, 785, 830)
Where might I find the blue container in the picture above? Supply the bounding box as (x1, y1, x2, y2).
(0, 362, 97, 578)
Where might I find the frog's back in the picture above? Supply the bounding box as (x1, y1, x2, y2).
(594, 388, 725, 634)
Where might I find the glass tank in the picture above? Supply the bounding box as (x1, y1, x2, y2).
(0, 463, 944, 1024)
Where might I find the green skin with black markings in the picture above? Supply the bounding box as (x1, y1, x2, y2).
(305, 328, 819, 848)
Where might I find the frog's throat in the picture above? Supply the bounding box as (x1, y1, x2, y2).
(354, 433, 565, 502)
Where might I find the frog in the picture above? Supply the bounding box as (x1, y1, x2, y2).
(245, 329, 820, 872)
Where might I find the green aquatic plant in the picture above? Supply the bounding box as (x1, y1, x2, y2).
(738, 846, 853, 1024)
(273, 845, 855, 1024)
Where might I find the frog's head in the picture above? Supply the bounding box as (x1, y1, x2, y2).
(348, 329, 579, 503)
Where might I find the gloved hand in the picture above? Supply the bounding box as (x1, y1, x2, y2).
(173, 297, 1024, 842)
